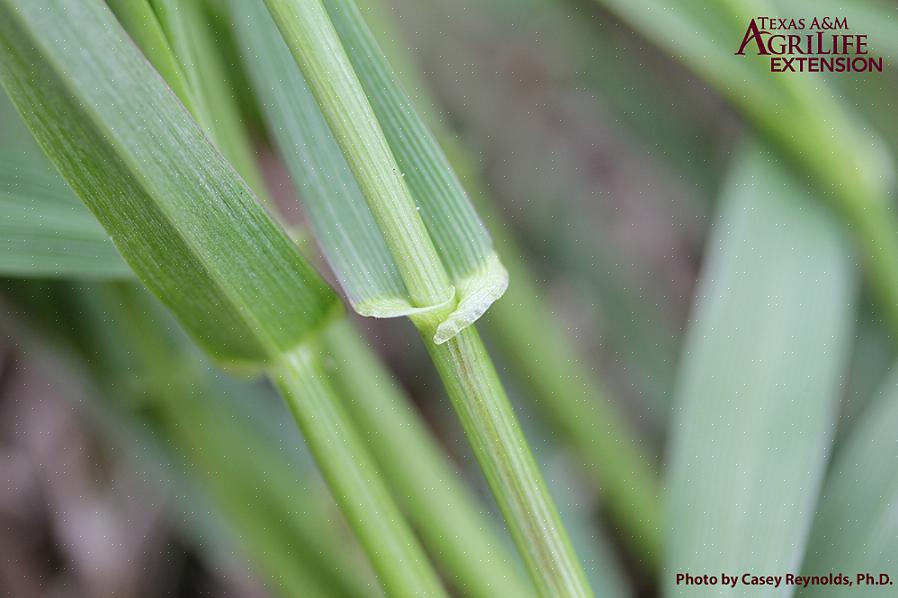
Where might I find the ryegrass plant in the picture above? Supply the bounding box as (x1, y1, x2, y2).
(2, 0, 897, 596)
(347, 0, 663, 561)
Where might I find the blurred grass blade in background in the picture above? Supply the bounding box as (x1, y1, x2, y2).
(799, 367, 898, 596)
(0, 1, 447, 595)
(58, 283, 372, 598)
(666, 143, 856, 596)
(588, 0, 898, 340)
(254, 0, 592, 593)
(0, 94, 128, 278)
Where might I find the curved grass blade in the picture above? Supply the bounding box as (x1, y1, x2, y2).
(590, 0, 898, 342)
(798, 366, 898, 597)
(666, 143, 856, 596)
(0, 0, 337, 368)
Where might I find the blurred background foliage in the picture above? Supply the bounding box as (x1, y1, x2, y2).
(1, 0, 897, 596)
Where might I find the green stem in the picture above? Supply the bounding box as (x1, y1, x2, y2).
(271, 344, 447, 598)
(420, 324, 593, 598)
(324, 318, 533, 597)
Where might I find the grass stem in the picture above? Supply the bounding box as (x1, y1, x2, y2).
(420, 324, 593, 598)
(272, 344, 448, 598)
(324, 318, 533, 597)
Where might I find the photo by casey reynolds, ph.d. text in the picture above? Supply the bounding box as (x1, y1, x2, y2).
(675, 572, 894, 589)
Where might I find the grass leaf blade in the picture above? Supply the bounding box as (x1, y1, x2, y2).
(229, 0, 408, 313)
(666, 143, 856, 596)
(798, 367, 898, 596)
(0, 0, 337, 367)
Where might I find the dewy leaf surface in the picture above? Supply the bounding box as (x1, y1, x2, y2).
(665, 143, 856, 597)
(798, 367, 898, 597)
(0, 0, 338, 367)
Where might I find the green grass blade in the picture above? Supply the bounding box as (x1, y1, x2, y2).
(798, 366, 898, 597)
(0, 0, 337, 368)
(666, 143, 856, 596)
(229, 0, 408, 312)
(263, 0, 453, 314)
(143, 0, 269, 196)
(104, 0, 194, 110)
